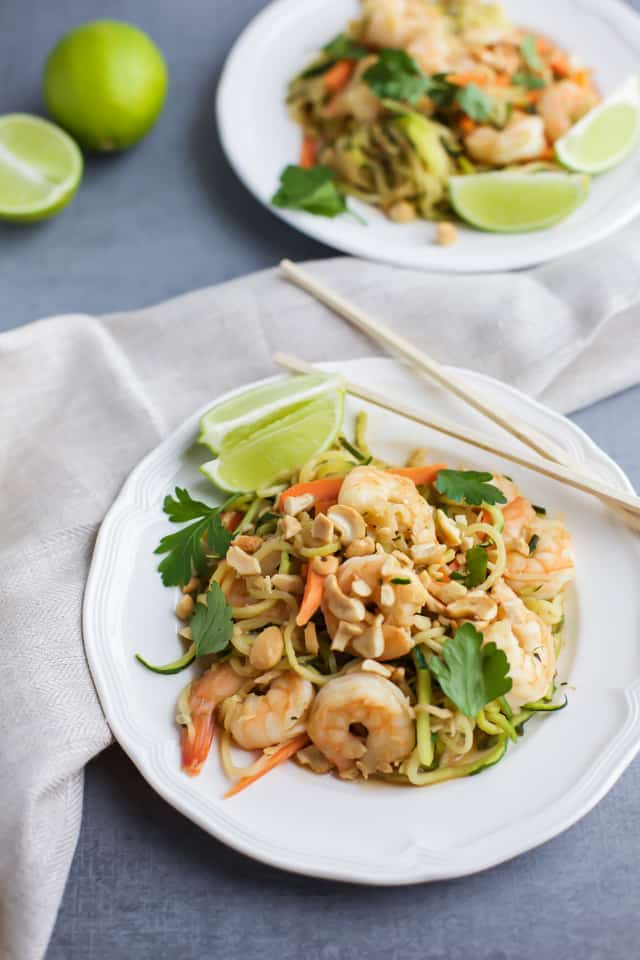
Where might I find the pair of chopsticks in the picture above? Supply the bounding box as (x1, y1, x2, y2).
(276, 258, 640, 531)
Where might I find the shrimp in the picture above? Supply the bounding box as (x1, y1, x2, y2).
(338, 465, 436, 546)
(360, 0, 466, 74)
(482, 580, 556, 708)
(178, 662, 244, 776)
(307, 673, 415, 776)
(500, 496, 575, 599)
(223, 671, 314, 750)
(465, 112, 546, 166)
(537, 80, 597, 142)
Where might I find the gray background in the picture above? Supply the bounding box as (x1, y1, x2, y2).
(2, 1, 639, 957)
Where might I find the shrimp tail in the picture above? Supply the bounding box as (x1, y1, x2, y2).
(181, 713, 215, 776)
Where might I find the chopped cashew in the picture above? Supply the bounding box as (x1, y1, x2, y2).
(271, 573, 304, 594)
(345, 536, 376, 558)
(332, 620, 364, 652)
(351, 577, 373, 598)
(284, 493, 315, 516)
(277, 515, 302, 540)
(324, 574, 366, 623)
(312, 512, 334, 545)
(231, 534, 262, 553)
(304, 621, 319, 655)
(227, 545, 262, 576)
(351, 614, 385, 658)
(310, 554, 339, 576)
(435, 509, 462, 546)
(328, 504, 367, 544)
(447, 591, 498, 621)
(175, 594, 194, 621)
(428, 580, 467, 604)
(436, 221, 458, 246)
(249, 626, 284, 671)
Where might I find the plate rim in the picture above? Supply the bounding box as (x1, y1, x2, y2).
(216, 0, 640, 273)
(84, 358, 640, 884)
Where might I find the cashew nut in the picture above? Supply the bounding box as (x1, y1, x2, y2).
(284, 493, 315, 516)
(231, 534, 263, 553)
(332, 620, 364, 652)
(311, 513, 334, 545)
(327, 504, 366, 544)
(324, 574, 366, 623)
(249, 626, 284, 671)
(435, 508, 462, 546)
(428, 580, 467, 605)
(345, 536, 376, 558)
(277, 515, 302, 540)
(271, 573, 304, 594)
(311, 555, 339, 576)
(446, 592, 498, 621)
(351, 614, 385, 658)
(227, 545, 262, 576)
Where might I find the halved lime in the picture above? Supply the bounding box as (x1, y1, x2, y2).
(201, 389, 345, 492)
(198, 372, 342, 454)
(555, 75, 640, 174)
(0, 114, 83, 222)
(449, 172, 589, 233)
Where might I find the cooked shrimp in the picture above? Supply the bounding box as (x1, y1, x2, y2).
(360, 0, 466, 74)
(501, 496, 574, 599)
(178, 662, 244, 776)
(338, 465, 436, 545)
(223, 671, 314, 750)
(307, 673, 415, 776)
(465, 112, 546, 165)
(482, 580, 556, 708)
(537, 80, 597, 141)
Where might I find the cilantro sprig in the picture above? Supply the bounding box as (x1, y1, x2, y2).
(435, 470, 507, 506)
(154, 488, 234, 587)
(190, 582, 234, 657)
(300, 33, 368, 78)
(428, 623, 512, 718)
(272, 165, 349, 219)
(450, 545, 488, 588)
(363, 49, 431, 104)
(455, 83, 494, 121)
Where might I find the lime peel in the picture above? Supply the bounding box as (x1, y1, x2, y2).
(555, 74, 640, 174)
(449, 171, 589, 233)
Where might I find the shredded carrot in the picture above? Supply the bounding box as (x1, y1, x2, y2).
(549, 52, 570, 78)
(447, 72, 489, 87)
(459, 115, 476, 135)
(526, 89, 543, 105)
(299, 135, 318, 169)
(225, 734, 310, 798)
(278, 477, 344, 511)
(296, 566, 325, 627)
(323, 58, 355, 94)
(388, 464, 447, 485)
(221, 510, 244, 532)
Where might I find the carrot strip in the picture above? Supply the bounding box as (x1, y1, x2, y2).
(526, 89, 543, 105)
(572, 69, 591, 89)
(299, 135, 318, 169)
(459, 115, 476, 135)
(225, 733, 310, 798)
(388, 464, 447, 485)
(536, 36, 553, 56)
(447, 72, 489, 87)
(221, 510, 244, 532)
(549, 52, 570, 78)
(323, 58, 355, 94)
(278, 477, 344, 511)
(296, 567, 325, 627)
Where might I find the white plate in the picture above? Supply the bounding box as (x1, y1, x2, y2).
(85, 358, 640, 884)
(217, 0, 640, 272)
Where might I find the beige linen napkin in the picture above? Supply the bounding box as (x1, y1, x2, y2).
(2, 249, 640, 960)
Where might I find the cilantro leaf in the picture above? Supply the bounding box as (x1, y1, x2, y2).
(190, 583, 233, 657)
(154, 487, 233, 587)
(456, 83, 494, 121)
(423, 73, 458, 110)
(511, 70, 546, 91)
(428, 623, 512, 718)
(521, 35, 542, 71)
(300, 34, 368, 78)
(272, 165, 348, 218)
(323, 33, 368, 60)
(450, 545, 488, 588)
(435, 470, 507, 506)
(363, 49, 430, 104)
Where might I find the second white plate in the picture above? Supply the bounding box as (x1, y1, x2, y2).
(217, 0, 640, 272)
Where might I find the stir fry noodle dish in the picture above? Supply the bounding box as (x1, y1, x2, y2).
(273, 0, 602, 226)
(138, 379, 574, 799)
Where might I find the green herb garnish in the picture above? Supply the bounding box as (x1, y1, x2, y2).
(300, 33, 369, 78)
(528, 534, 540, 555)
(428, 623, 512, 718)
(190, 583, 234, 657)
(521, 35, 542, 71)
(363, 49, 430, 104)
(533, 504, 547, 516)
(391, 576, 412, 585)
(450, 545, 488, 588)
(154, 488, 233, 587)
(272, 165, 348, 218)
(435, 469, 507, 506)
(340, 436, 369, 462)
(512, 70, 546, 91)
(456, 83, 494, 121)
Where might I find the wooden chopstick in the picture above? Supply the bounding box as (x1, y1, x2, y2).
(273, 352, 640, 519)
(279, 258, 640, 532)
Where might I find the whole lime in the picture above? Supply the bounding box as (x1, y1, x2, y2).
(43, 20, 168, 151)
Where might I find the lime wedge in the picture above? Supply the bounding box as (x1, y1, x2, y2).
(0, 114, 83, 222)
(449, 172, 589, 233)
(555, 75, 640, 174)
(201, 389, 345, 492)
(198, 371, 342, 454)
